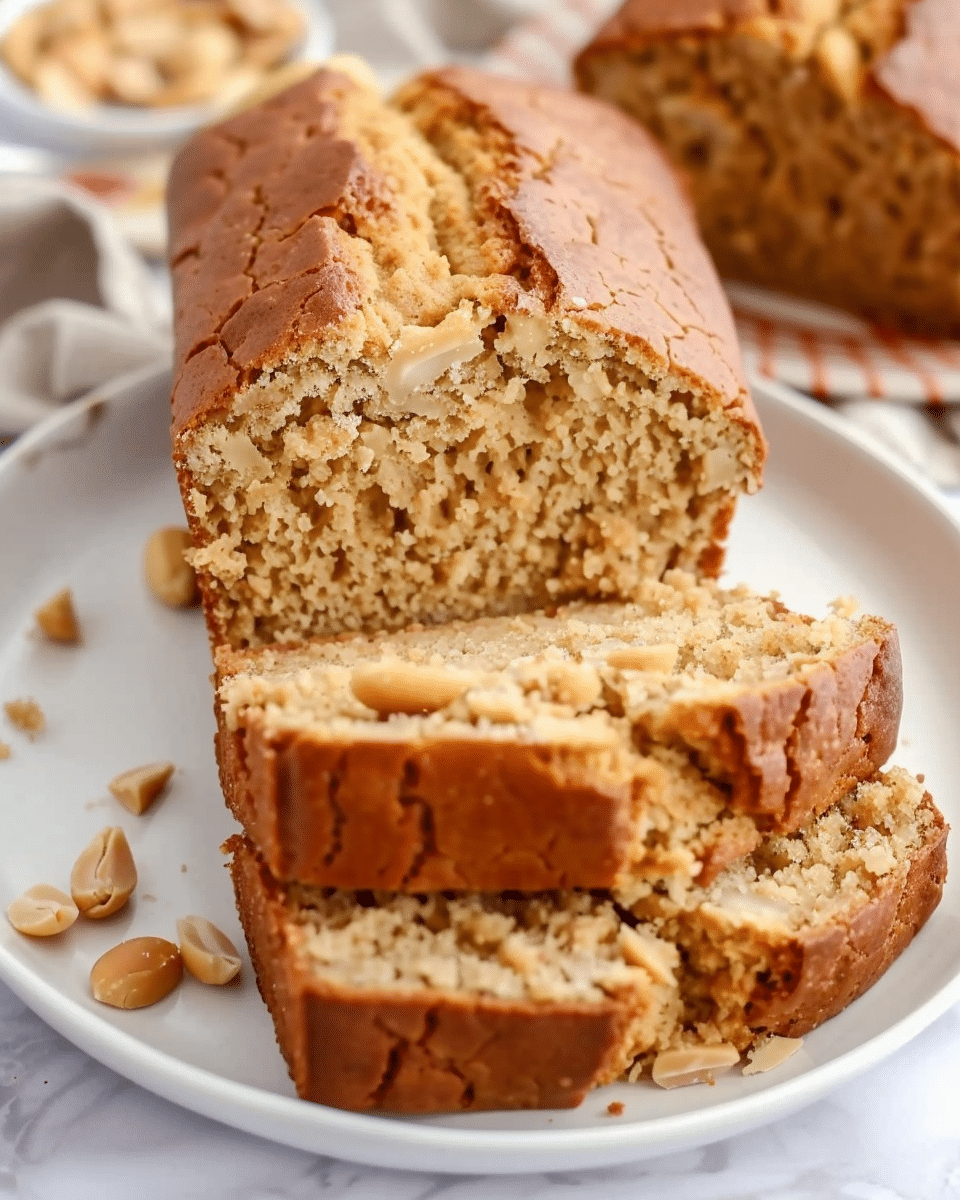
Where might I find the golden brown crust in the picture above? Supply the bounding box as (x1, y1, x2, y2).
(221, 728, 635, 890)
(214, 617, 902, 890)
(743, 799, 947, 1038)
(401, 67, 762, 441)
(661, 620, 903, 830)
(167, 67, 372, 437)
(228, 836, 634, 1112)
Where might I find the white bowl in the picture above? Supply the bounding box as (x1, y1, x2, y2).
(0, 0, 335, 156)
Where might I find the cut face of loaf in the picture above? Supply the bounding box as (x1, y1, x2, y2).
(576, 0, 960, 336)
(215, 572, 902, 892)
(167, 61, 764, 649)
(228, 767, 946, 1113)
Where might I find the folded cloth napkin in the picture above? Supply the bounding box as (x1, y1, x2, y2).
(0, 174, 170, 438)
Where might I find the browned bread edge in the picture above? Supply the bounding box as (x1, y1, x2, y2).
(213, 619, 902, 890)
(227, 835, 635, 1112)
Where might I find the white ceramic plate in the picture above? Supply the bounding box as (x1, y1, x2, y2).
(0, 365, 958, 1175)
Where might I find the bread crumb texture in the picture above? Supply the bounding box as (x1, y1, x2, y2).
(229, 765, 946, 1109)
(576, 0, 960, 335)
(168, 64, 763, 649)
(214, 572, 901, 896)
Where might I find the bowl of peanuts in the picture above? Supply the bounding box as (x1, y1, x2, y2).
(0, 0, 334, 153)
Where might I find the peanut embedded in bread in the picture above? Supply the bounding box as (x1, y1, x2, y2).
(167, 64, 764, 649)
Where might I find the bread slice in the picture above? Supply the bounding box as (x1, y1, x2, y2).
(167, 61, 764, 650)
(228, 767, 945, 1112)
(575, 0, 960, 336)
(229, 838, 679, 1113)
(623, 767, 947, 1053)
(215, 572, 901, 892)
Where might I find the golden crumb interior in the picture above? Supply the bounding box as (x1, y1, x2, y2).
(178, 72, 759, 649)
(216, 572, 882, 741)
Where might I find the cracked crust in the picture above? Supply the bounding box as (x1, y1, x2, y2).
(576, 0, 960, 334)
(228, 767, 946, 1112)
(214, 581, 902, 892)
(229, 837, 645, 1112)
(644, 776, 948, 1047)
(167, 63, 764, 649)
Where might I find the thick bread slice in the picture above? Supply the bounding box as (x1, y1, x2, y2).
(215, 573, 901, 891)
(167, 61, 764, 650)
(228, 838, 676, 1112)
(576, 0, 960, 336)
(228, 768, 945, 1112)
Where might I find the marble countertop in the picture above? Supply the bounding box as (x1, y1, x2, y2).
(3, 979, 960, 1199)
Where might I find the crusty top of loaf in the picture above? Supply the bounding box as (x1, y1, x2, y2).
(167, 62, 756, 440)
(580, 0, 960, 155)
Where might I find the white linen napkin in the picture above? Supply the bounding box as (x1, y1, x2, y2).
(0, 174, 170, 438)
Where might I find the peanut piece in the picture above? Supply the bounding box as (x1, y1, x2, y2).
(177, 915, 241, 984)
(815, 26, 862, 104)
(7, 885, 79, 937)
(34, 588, 80, 644)
(351, 663, 474, 716)
(385, 308, 486, 401)
(225, 0, 290, 35)
(618, 927, 677, 986)
(606, 644, 679, 673)
(542, 662, 601, 707)
(652, 1044, 740, 1089)
(743, 1035, 804, 1076)
(0, 9, 44, 83)
(0, 742, 9, 761)
(106, 55, 163, 104)
(108, 761, 174, 815)
(4, 699, 45, 738)
(90, 937, 183, 1009)
(144, 527, 198, 608)
(70, 827, 137, 918)
(32, 57, 96, 110)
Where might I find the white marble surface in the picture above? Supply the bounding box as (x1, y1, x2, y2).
(0, 492, 957, 1199)
(2, 977, 960, 1198)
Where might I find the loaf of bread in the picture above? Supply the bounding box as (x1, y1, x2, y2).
(167, 60, 764, 650)
(215, 572, 901, 892)
(228, 766, 945, 1112)
(576, 0, 960, 336)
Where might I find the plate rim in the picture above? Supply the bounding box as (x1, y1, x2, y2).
(1, 363, 958, 1174)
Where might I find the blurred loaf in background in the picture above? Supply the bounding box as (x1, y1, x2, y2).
(576, 0, 960, 337)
